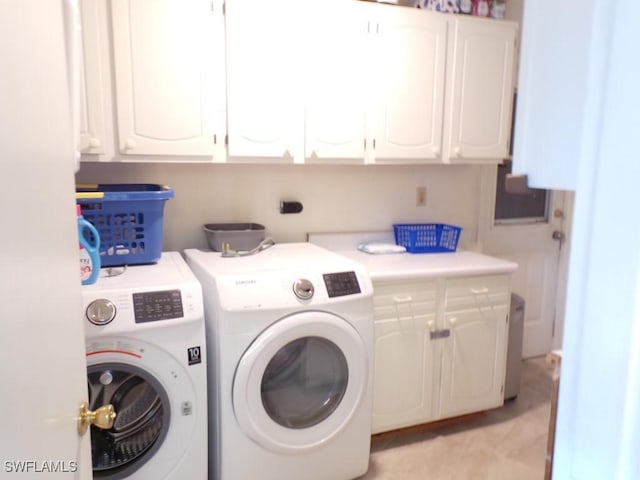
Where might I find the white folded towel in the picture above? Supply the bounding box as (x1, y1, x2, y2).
(357, 242, 407, 254)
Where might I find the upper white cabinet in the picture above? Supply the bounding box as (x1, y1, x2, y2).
(79, 0, 106, 154)
(225, 0, 303, 161)
(369, 6, 517, 164)
(226, 2, 516, 165)
(443, 17, 517, 163)
(370, 5, 448, 162)
(225, 0, 367, 163)
(110, 0, 225, 157)
(80, 1, 516, 163)
(304, 1, 369, 162)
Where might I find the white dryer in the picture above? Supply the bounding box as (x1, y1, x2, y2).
(82, 252, 207, 479)
(184, 243, 374, 480)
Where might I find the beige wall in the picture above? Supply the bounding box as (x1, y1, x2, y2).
(76, 162, 487, 253)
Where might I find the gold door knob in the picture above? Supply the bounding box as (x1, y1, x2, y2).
(77, 402, 116, 436)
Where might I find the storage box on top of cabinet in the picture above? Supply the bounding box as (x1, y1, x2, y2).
(76, 184, 174, 267)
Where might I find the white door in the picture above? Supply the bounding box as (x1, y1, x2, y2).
(0, 2, 91, 477)
(479, 165, 571, 358)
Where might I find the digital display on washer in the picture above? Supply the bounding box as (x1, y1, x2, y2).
(133, 289, 184, 323)
(323, 271, 361, 298)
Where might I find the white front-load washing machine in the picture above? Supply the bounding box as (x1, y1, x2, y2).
(82, 252, 207, 479)
(184, 243, 374, 480)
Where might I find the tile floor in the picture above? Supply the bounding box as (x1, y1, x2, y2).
(359, 356, 554, 480)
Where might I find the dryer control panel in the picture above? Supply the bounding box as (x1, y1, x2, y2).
(323, 271, 361, 298)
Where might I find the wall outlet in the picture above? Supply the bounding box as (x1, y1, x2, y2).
(416, 186, 427, 207)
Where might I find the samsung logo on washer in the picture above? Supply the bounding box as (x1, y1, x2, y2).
(235, 279, 257, 285)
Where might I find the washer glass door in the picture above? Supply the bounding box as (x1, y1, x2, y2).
(87, 362, 170, 479)
(233, 311, 368, 454)
(85, 336, 200, 479)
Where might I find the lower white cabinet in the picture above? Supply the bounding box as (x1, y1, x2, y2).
(372, 280, 439, 433)
(372, 274, 510, 434)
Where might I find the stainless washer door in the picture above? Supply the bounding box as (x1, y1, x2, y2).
(87, 362, 170, 479)
(85, 337, 200, 479)
(233, 311, 368, 454)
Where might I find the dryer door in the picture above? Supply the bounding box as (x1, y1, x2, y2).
(233, 311, 369, 454)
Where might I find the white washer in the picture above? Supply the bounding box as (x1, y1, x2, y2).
(185, 243, 374, 480)
(82, 252, 207, 480)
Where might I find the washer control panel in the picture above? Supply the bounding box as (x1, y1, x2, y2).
(86, 289, 185, 325)
(323, 271, 361, 298)
(86, 299, 117, 326)
(132, 289, 184, 323)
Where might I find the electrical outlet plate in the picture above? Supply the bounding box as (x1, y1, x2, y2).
(416, 187, 427, 207)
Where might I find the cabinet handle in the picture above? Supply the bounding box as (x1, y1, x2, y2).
(449, 317, 457, 325)
(471, 288, 489, 294)
(427, 320, 435, 331)
(430, 329, 451, 340)
(393, 295, 412, 303)
(432, 145, 441, 157)
(89, 137, 101, 149)
(453, 146, 461, 157)
(124, 139, 136, 150)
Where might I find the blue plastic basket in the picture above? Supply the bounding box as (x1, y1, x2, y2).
(393, 223, 461, 253)
(76, 184, 174, 267)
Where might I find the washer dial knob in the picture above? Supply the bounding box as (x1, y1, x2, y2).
(293, 279, 314, 300)
(86, 299, 117, 325)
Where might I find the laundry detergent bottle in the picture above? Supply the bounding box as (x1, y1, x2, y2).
(77, 204, 101, 285)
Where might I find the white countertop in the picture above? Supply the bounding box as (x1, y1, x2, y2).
(308, 231, 518, 282)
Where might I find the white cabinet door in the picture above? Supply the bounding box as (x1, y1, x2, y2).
(111, 0, 223, 157)
(370, 7, 447, 163)
(371, 281, 438, 434)
(225, 0, 304, 162)
(444, 17, 516, 162)
(370, 274, 512, 433)
(79, 0, 106, 154)
(438, 275, 509, 418)
(304, 1, 368, 162)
